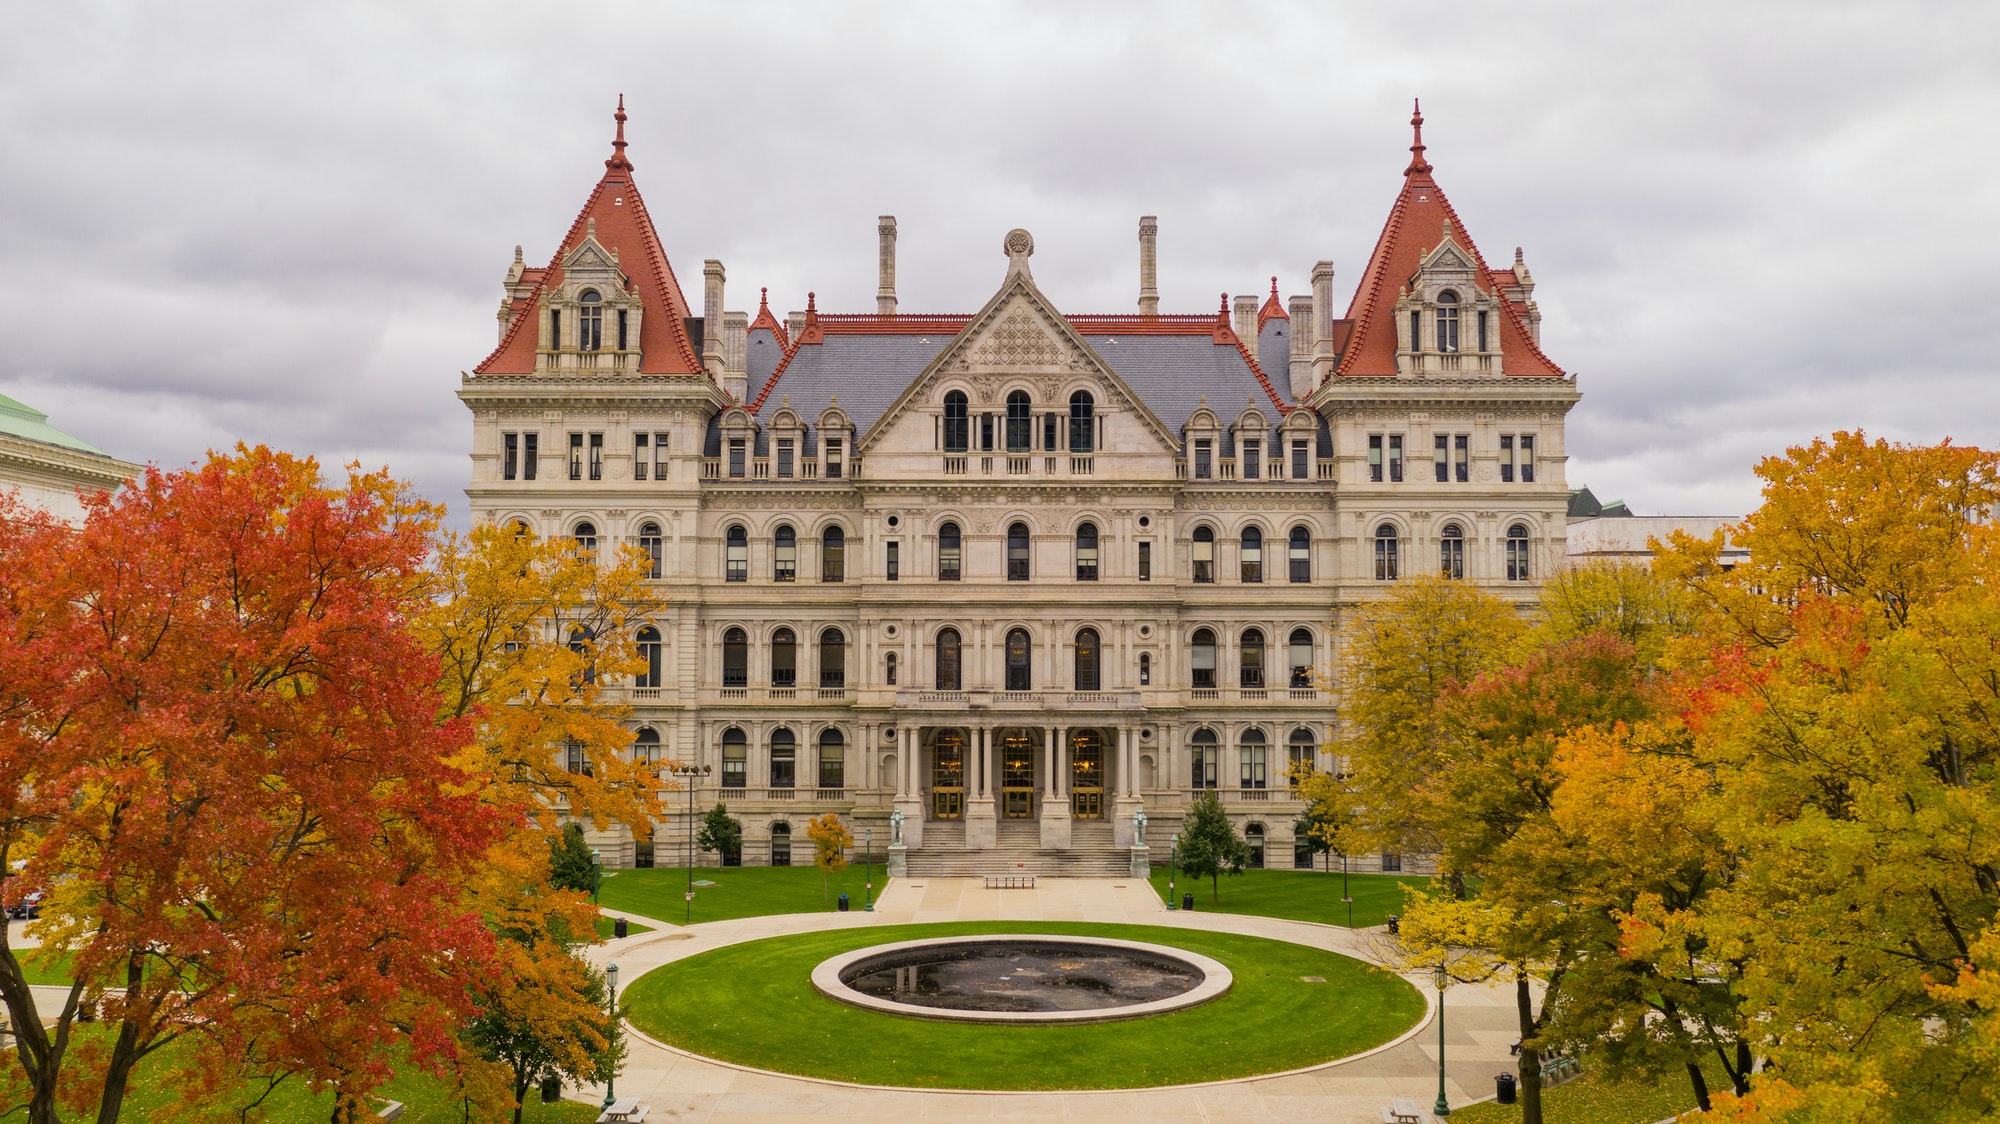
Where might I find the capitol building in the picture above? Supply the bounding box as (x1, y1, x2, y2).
(458, 100, 1579, 875)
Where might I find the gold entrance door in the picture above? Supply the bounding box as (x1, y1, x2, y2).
(1070, 729, 1104, 818)
(931, 730, 965, 818)
(1000, 730, 1036, 818)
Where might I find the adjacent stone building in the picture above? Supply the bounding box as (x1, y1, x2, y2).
(0, 392, 138, 523)
(459, 100, 1581, 874)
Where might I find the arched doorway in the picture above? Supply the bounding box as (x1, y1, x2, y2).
(931, 729, 966, 819)
(1070, 729, 1105, 818)
(1245, 823, 1265, 869)
(1000, 728, 1037, 818)
(770, 822, 792, 867)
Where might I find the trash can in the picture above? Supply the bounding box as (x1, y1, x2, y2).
(1181, 893, 1195, 912)
(838, 893, 850, 912)
(1496, 1072, 1518, 1104)
(539, 1075, 562, 1103)
(1386, 913, 1401, 935)
(613, 917, 628, 938)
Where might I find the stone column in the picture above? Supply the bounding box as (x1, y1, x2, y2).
(966, 724, 996, 849)
(1113, 725, 1140, 848)
(1138, 216, 1160, 317)
(1040, 723, 1071, 850)
(876, 216, 898, 316)
(893, 724, 924, 850)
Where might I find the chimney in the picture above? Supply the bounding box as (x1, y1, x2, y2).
(1232, 295, 1258, 347)
(703, 260, 738, 398)
(877, 216, 898, 316)
(1288, 295, 1315, 399)
(1137, 216, 1159, 317)
(1310, 260, 1337, 382)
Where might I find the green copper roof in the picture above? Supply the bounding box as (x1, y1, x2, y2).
(0, 392, 110, 456)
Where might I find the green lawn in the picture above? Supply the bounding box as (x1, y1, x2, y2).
(1148, 865, 1431, 928)
(623, 921, 1424, 1089)
(1454, 1061, 1723, 1124)
(596, 864, 891, 925)
(7, 949, 75, 986)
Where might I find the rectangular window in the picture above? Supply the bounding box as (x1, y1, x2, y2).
(770, 746, 794, 789)
(617, 309, 628, 351)
(1076, 538, 1098, 582)
(1043, 413, 1058, 451)
(1477, 310, 1489, 352)
(588, 432, 603, 481)
(820, 750, 844, 789)
(1242, 440, 1260, 480)
(1369, 435, 1383, 482)
(1241, 746, 1267, 790)
(549, 310, 561, 350)
(886, 540, 900, 581)
(1291, 440, 1309, 480)
(1455, 434, 1469, 482)
(502, 432, 518, 480)
(980, 414, 994, 452)
(824, 438, 842, 479)
(939, 539, 960, 582)
(632, 433, 648, 481)
(653, 432, 668, 480)
(565, 743, 586, 775)
(722, 744, 745, 788)
(522, 433, 538, 480)
(1382, 851, 1403, 873)
(1520, 435, 1536, 483)
(1137, 541, 1151, 582)
(728, 439, 746, 478)
(822, 535, 844, 583)
(1434, 434, 1449, 482)
(1500, 435, 1514, 483)
(1194, 439, 1212, 479)
(1191, 747, 1217, 789)
(1408, 310, 1420, 352)
(1389, 435, 1404, 482)
(776, 438, 794, 478)
(886, 652, 898, 686)
(568, 433, 584, 480)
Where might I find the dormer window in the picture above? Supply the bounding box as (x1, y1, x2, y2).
(1435, 290, 1460, 354)
(579, 290, 603, 351)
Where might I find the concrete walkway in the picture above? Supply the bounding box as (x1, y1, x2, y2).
(578, 878, 1522, 1122)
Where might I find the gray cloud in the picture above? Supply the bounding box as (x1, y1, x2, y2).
(3, 0, 1995, 522)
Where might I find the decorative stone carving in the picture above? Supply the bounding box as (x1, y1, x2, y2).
(968, 308, 1064, 370)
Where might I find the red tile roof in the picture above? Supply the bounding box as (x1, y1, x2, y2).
(1335, 101, 1563, 378)
(473, 98, 704, 376)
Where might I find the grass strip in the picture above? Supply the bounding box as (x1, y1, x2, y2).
(1148, 865, 1431, 928)
(596, 864, 889, 925)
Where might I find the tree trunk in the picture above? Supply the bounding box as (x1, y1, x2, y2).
(512, 1077, 528, 1124)
(94, 1016, 143, 1124)
(1449, 869, 1468, 900)
(1684, 1060, 1712, 1112)
(1735, 1039, 1753, 1094)
(1516, 976, 1543, 1124)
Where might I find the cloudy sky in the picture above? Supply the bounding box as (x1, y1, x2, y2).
(3, 1, 1994, 523)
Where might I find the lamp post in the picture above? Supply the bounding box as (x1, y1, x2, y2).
(1433, 960, 1451, 1117)
(864, 827, 874, 911)
(590, 849, 602, 906)
(668, 761, 709, 927)
(602, 961, 620, 1108)
(1341, 851, 1352, 930)
(1167, 832, 1178, 909)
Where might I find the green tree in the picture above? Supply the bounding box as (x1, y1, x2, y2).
(548, 823, 599, 897)
(806, 814, 852, 905)
(1177, 792, 1250, 903)
(696, 804, 742, 865)
(464, 936, 622, 1124)
(1533, 559, 1696, 670)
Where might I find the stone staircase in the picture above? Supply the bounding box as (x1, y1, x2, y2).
(905, 819, 1131, 878)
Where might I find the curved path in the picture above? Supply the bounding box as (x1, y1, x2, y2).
(578, 878, 1521, 1122)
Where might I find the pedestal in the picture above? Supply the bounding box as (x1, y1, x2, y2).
(1129, 842, 1151, 880)
(1113, 796, 1141, 848)
(965, 798, 997, 849)
(1039, 804, 1072, 850)
(887, 842, 908, 878)
(892, 797, 925, 850)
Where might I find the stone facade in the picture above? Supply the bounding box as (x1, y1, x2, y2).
(0, 393, 138, 523)
(458, 102, 1580, 875)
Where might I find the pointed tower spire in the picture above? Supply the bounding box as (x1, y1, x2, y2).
(606, 94, 633, 176)
(1405, 97, 1432, 179)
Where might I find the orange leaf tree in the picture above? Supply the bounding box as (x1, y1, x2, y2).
(0, 448, 506, 1124)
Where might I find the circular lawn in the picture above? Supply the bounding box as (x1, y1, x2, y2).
(621, 921, 1425, 1090)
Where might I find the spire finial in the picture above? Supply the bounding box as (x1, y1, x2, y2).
(1405, 97, 1432, 178)
(606, 94, 633, 175)
(805, 291, 818, 322)
(1218, 293, 1230, 321)
(759, 286, 770, 312)
(1270, 276, 1279, 298)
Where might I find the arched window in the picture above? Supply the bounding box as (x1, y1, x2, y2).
(573, 521, 597, 558)
(1075, 628, 1101, 691)
(1245, 821, 1266, 868)
(1004, 628, 1032, 691)
(774, 524, 797, 582)
(1288, 526, 1311, 583)
(1068, 390, 1095, 453)
(638, 521, 663, 579)
(1075, 522, 1099, 581)
(1440, 522, 1465, 580)
(721, 727, 747, 788)
(770, 821, 792, 866)
(1288, 727, 1317, 780)
(635, 625, 662, 688)
(819, 629, 846, 689)
(578, 289, 603, 351)
(1139, 652, 1152, 686)
(567, 625, 595, 685)
(936, 628, 962, 691)
(1191, 728, 1219, 789)
(818, 729, 846, 789)
(770, 729, 796, 788)
(938, 522, 962, 581)
(943, 390, 970, 453)
(1374, 524, 1399, 581)
(1289, 628, 1314, 689)
(1191, 628, 1217, 690)
(633, 726, 661, 765)
(722, 627, 748, 688)
(1007, 522, 1031, 581)
(1192, 526, 1216, 583)
(1240, 728, 1268, 790)
(770, 627, 797, 689)
(1240, 628, 1266, 689)
(885, 651, 898, 685)
(1507, 523, 1531, 582)
(1005, 390, 1032, 452)
(725, 524, 747, 582)
(821, 526, 845, 582)
(1435, 290, 1460, 354)
(510, 519, 535, 540)
(1241, 527, 1263, 583)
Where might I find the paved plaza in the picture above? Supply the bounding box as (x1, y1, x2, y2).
(579, 877, 1525, 1122)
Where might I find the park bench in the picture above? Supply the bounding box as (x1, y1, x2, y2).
(597, 1097, 649, 1123)
(984, 874, 1036, 889)
(1383, 1098, 1424, 1123)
